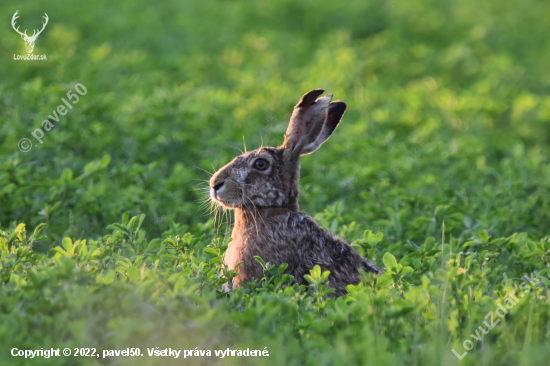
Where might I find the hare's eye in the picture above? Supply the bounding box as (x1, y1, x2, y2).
(253, 159, 270, 171)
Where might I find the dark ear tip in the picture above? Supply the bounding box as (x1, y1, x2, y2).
(330, 100, 347, 106)
(296, 88, 325, 108)
(326, 101, 347, 130)
(308, 88, 325, 96)
(329, 101, 347, 114)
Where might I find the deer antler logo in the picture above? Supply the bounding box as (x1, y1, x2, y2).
(11, 11, 49, 54)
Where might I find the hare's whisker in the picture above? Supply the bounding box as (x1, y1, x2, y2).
(227, 144, 244, 154)
(242, 195, 261, 237)
(217, 207, 227, 232)
(194, 166, 213, 176)
(246, 195, 266, 231)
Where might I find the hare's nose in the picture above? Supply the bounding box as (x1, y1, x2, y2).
(210, 180, 224, 200)
(210, 166, 229, 191)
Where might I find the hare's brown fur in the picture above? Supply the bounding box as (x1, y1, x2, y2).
(210, 89, 383, 296)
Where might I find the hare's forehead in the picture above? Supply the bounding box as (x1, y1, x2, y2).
(235, 148, 279, 164)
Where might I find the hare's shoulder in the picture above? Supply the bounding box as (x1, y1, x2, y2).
(288, 211, 356, 256)
(285, 211, 383, 276)
(288, 212, 363, 290)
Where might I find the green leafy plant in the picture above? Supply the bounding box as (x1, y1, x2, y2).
(2, 0, 550, 364)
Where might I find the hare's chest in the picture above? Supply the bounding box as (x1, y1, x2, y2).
(226, 228, 298, 281)
(224, 235, 245, 272)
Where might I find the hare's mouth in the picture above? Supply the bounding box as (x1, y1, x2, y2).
(210, 187, 241, 209)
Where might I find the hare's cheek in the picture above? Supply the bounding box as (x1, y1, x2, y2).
(233, 169, 248, 183)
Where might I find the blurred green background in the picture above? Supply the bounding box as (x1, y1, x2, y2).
(1, 0, 550, 364)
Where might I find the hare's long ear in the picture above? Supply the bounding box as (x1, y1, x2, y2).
(300, 101, 346, 155)
(282, 89, 342, 162)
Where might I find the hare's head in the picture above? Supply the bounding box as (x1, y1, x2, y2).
(210, 89, 346, 211)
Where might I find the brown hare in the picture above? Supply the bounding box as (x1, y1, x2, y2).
(209, 89, 383, 297)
